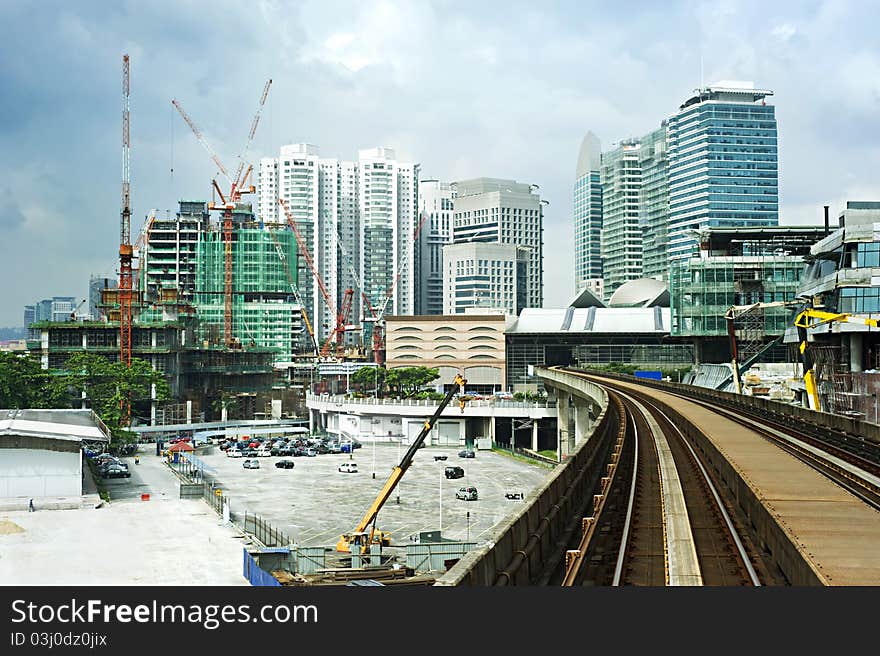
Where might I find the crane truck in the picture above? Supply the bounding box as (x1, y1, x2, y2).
(337, 373, 468, 554)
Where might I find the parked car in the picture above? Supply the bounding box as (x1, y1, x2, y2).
(338, 462, 359, 473)
(458, 449, 475, 459)
(97, 457, 126, 470)
(434, 454, 448, 461)
(101, 465, 131, 479)
(305, 448, 317, 457)
(256, 447, 272, 457)
(275, 459, 295, 469)
(455, 486, 478, 501)
(227, 448, 243, 458)
(243, 459, 260, 469)
(445, 466, 465, 479)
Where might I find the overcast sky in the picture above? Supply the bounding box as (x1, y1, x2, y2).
(2, 0, 879, 327)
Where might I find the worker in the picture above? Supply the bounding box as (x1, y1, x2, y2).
(28, 498, 35, 512)
(134, 455, 140, 465)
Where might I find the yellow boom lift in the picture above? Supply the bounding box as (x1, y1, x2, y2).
(793, 308, 879, 412)
(337, 373, 468, 554)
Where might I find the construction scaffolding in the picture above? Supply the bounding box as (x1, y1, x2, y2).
(195, 215, 304, 362)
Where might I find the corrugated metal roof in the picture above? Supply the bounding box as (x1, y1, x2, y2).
(507, 308, 671, 334)
(0, 409, 110, 442)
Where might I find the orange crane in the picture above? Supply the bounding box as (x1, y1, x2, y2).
(265, 224, 320, 359)
(172, 79, 272, 348)
(278, 198, 353, 360)
(119, 54, 133, 368)
(117, 54, 134, 426)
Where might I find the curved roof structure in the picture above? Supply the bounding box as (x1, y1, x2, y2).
(608, 278, 670, 308)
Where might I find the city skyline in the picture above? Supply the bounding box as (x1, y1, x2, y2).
(2, 1, 880, 325)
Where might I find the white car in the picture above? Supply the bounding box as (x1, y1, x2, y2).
(338, 462, 359, 473)
(256, 447, 271, 457)
(227, 448, 243, 458)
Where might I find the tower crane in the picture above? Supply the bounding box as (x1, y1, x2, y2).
(265, 225, 320, 359)
(278, 198, 352, 360)
(173, 78, 272, 348)
(118, 54, 134, 425)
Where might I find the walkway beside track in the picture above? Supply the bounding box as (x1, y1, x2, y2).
(590, 375, 880, 586)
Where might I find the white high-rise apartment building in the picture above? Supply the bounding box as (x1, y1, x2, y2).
(258, 144, 419, 345)
(258, 158, 278, 223)
(416, 179, 455, 315)
(452, 178, 544, 311)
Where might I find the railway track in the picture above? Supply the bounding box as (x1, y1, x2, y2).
(560, 370, 770, 586)
(582, 370, 880, 511)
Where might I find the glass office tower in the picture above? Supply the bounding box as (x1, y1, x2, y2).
(666, 81, 778, 265)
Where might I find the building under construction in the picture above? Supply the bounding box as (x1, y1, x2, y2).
(191, 203, 305, 362)
(134, 200, 306, 363)
(670, 225, 829, 362)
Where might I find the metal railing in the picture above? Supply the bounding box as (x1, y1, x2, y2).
(307, 393, 551, 409)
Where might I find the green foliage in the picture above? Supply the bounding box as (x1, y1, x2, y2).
(62, 353, 170, 442)
(385, 366, 440, 398)
(351, 366, 386, 395)
(0, 352, 69, 408)
(350, 366, 441, 399)
(512, 390, 547, 403)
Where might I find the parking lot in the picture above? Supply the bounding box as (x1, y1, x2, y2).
(197, 442, 553, 547)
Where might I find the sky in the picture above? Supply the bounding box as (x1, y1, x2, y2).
(1, 0, 880, 327)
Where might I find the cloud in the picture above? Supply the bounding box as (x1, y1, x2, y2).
(0, 193, 25, 230)
(772, 23, 797, 41)
(1, 0, 880, 324)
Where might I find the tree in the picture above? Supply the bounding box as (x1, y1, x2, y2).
(62, 353, 170, 443)
(0, 352, 68, 408)
(351, 366, 387, 396)
(385, 366, 440, 397)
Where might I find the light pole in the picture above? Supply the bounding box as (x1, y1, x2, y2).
(466, 511, 470, 542)
(439, 468, 443, 535)
(372, 433, 376, 479)
(396, 436, 401, 504)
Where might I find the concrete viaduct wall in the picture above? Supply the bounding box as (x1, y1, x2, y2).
(435, 371, 611, 586)
(571, 370, 880, 585)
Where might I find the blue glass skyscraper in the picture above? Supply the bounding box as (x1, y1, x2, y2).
(666, 82, 778, 264)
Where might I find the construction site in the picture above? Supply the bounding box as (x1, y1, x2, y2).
(27, 55, 397, 423)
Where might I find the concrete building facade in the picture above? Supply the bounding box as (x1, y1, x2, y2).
(442, 242, 529, 316)
(384, 313, 511, 393)
(452, 178, 544, 310)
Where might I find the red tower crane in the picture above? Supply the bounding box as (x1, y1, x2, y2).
(277, 198, 352, 360)
(118, 54, 134, 425)
(172, 78, 272, 347)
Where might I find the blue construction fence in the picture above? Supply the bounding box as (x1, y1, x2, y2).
(242, 548, 281, 587)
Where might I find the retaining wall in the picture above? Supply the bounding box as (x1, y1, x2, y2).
(435, 375, 611, 585)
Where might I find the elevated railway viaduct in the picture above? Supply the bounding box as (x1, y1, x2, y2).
(436, 367, 880, 586)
